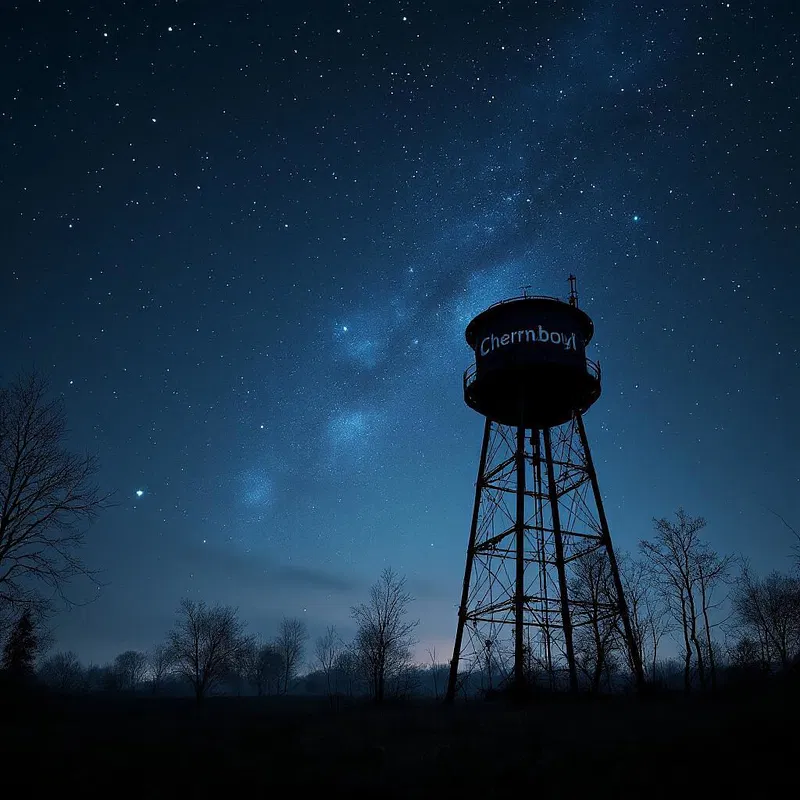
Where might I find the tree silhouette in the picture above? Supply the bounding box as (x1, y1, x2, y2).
(0, 371, 108, 610)
(619, 554, 671, 683)
(732, 568, 800, 671)
(2, 607, 38, 680)
(253, 642, 284, 695)
(315, 625, 340, 703)
(167, 599, 248, 702)
(38, 650, 83, 692)
(113, 649, 148, 691)
(695, 546, 736, 690)
(233, 639, 283, 696)
(569, 548, 618, 692)
(426, 648, 449, 700)
(333, 649, 358, 697)
(275, 617, 308, 694)
(640, 509, 733, 692)
(352, 567, 418, 704)
(147, 643, 174, 694)
(229, 636, 258, 695)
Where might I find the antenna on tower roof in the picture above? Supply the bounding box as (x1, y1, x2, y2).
(568, 274, 578, 307)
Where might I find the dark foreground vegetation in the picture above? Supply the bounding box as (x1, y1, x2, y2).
(3, 678, 798, 797)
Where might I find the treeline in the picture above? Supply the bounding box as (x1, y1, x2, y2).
(5, 510, 799, 702)
(3, 568, 428, 704)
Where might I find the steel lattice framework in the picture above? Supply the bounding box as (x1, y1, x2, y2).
(446, 413, 643, 699)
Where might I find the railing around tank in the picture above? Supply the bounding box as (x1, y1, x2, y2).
(462, 358, 601, 393)
(463, 361, 478, 392)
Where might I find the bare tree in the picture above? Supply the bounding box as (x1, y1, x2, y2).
(569, 549, 619, 692)
(147, 643, 174, 694)
(352, 567, 418, 704)
(619, 554, 671, 682)
(732, 568, 800, 670)
(274, 617, 308, 694)
(696, 548, 736, 690)
(315, 625, 340, 702)
(222, 639, 283, 696)
(333, 648, 358, 697)
(641, 511, 705, 692)
(167, 599, 248, 702)
(727, 635, 770, 682)
(38, 650, 84, 692)
(640, 509, 733, 692)
(387, 662, 421, 700)
(0, 372, 109, 610)
(228, 636, 257, 695)
(254, 642, 284, 695)
(427, 647, 449, 700)
(225, 636, 255, 696)
(113, 649, 148, 691)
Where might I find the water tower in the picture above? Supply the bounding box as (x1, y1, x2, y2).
(445, 277, 644, 700)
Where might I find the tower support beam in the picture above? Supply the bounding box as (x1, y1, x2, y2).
(575, 413, 646, 690)
(543, 426, 578, 693)
(446, 417, 491, 703)
(513, 423, 526, 693)
(446, 415, 641, 701)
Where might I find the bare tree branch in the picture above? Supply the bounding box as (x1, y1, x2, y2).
(113, 649, 148, 691)
(274, 617, 308, 694)
(569, 548, 619, 692)
(167, 598, 248, 702)
(147, 643, 174, 694)
(315, 625, 340, 703)
(639, 508, 733, 692)
(38, 650, 84, 692)
(618, 552, 672, 683)
(243, 641, 283, 696)
(764, 506, 800, 568)
(0, 371, 111, 611)
(351, 567, 418, 704)
(731, 567, 800, 670)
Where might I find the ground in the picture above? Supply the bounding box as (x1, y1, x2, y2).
(2, 683, 797, 797)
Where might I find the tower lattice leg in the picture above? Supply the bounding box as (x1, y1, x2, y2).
(446, 414, 644, 701)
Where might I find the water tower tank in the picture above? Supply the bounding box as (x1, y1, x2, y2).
(463, 294, 601, 429)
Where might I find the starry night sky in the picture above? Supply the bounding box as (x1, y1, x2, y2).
(2, 1, 797, 665)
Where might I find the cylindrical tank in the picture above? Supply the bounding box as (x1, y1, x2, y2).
(463, 295, 601, 428)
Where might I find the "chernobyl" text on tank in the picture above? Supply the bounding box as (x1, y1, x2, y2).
(479, 327, 578, 357)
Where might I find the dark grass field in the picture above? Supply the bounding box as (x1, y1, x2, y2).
(3, 683, 798, 797)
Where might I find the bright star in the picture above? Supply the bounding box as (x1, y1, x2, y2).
(633, 214, 640, 222)
(135, 489, 144, 498)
